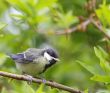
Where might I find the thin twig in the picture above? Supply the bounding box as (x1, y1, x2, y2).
(56, 14, 110, 40)
(0, 71, 82, 93)
(56, 18, 92, 35)
(91, 18, 110, 39)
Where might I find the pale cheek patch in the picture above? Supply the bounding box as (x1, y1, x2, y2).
(44, 52, 52, 61)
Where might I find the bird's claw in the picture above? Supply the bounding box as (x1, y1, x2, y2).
(42, 79, 46, 84)
(24, 74, 33, 84)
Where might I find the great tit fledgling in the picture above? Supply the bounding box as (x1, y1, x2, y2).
(9, 48, 59, 76)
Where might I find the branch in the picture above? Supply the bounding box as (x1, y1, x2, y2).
(91, 18, 110, 39)
(0, 71, 82, 93)
(56, 14, 110, 40)
(56, 17, 92, 35)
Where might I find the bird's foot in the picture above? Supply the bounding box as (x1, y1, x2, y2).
(24, 74, 33, 84)
(42, 78, 46, 84)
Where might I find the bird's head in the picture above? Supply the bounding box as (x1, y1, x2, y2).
(43, 48, 59, 63)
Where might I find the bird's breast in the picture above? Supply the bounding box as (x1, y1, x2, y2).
(15, 57, 49, 76)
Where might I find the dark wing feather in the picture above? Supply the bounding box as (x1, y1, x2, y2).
(9, 48, 44, 64)
(9, 53, 24, 60)
(9, 53, 34, 63)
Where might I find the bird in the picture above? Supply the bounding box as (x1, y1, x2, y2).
(9, 48, 59, 77)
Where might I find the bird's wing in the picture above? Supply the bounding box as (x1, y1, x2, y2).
(9, 48, 44, 64)
(9, 53, 25, 60)
(22, 48, 44, 63)
(25, 48, 44, 58)
(9, 53, 34, 63)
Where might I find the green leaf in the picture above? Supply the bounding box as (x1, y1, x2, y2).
(94, 47, 110, 75)
(77, 61, 98, 75)
(36, 0, 58, 10)
(0, 23, 7, 30)
(100, 60, 110, 75)
(0, 53, 8, 65)
(36, 84, 45, 93)
(7, 0, 33, 16)
(54, 10, 79, 28)
(91, 75, 110, 83)
(84, 89, 88, 93)
(47, 87, 59, 93)
(10, 14, 25, 20)
(95, 1, 110, 27)
(22, 82, 35, 93)
(94, 46, 108, 61)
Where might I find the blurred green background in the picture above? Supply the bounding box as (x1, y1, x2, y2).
(0, 0, 110, 93)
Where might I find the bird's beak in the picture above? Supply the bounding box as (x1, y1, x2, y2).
(52, 57, 60, 61)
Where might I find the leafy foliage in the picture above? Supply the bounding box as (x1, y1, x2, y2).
(78, 46, 110, 91)
(0, 23, 7, 30)
(95, 0, 110, 27)
(1, 0, 110, 93)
